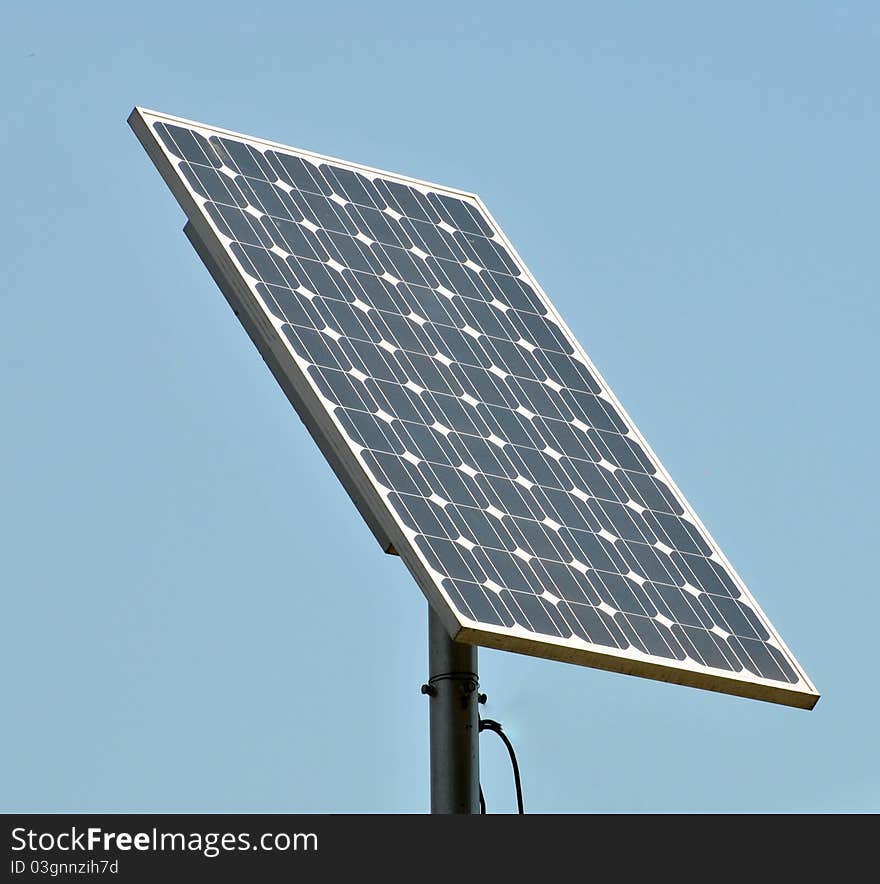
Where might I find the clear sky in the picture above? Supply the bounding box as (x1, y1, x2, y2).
(2, 2, 877, 813)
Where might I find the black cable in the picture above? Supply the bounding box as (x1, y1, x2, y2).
(478, 717, 524, 814)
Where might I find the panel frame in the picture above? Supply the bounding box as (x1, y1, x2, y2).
(130, 107, 819, 709)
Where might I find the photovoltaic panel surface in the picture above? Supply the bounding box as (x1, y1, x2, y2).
(130, 108, 818, 709)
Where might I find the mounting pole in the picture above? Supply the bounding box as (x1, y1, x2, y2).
(424, 606, 480, 814)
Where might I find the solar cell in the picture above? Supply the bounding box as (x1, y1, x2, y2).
(130, 108, 818, 709)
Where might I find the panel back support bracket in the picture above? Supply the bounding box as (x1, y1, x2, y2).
(183, 220, 397, 556)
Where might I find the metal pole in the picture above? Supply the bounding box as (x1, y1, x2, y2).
(424, 606, 480, 814)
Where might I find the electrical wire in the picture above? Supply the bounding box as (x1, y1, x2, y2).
(478, 717, 524, 814)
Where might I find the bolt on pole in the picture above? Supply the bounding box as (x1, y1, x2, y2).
(423, 606, 480, 814)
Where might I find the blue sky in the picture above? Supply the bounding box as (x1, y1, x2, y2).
(2, 2, 877, 812)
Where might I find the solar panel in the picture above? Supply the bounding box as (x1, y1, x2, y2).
(130, 108, 818, 710)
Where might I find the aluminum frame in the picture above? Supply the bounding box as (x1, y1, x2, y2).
(129, 107, 819, 710)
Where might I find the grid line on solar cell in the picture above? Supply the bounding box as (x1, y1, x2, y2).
(133, 110, 817, 706)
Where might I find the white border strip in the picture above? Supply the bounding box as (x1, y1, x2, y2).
(131, 107, 819, 709)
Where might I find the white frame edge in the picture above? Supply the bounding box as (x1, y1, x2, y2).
(129, 107, 819, 710)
